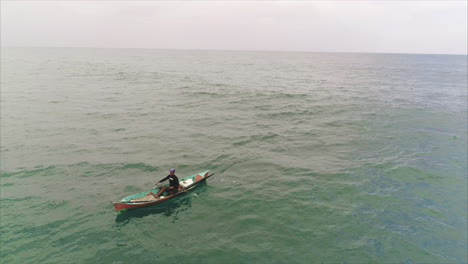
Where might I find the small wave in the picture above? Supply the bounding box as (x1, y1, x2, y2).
(45, 200, 69, 209)
(257, 110, 315, 119)
(189, 91, 223, 98)
(120, 163, 158, 172)
(0, 165, 56, 178)
(213, 83, 230, 87)
(1, 196, 39, 210)
(232, 133, 279, 147)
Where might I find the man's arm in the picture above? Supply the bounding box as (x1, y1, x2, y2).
(156, 175, 169, 185)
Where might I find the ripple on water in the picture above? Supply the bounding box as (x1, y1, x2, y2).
(1, 49, 466, 263)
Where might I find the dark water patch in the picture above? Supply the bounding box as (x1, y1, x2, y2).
(188, 132, 205, 138)
(268, 92, 309, 99)
(45, 200, 69, 209)
(253, 104, 275, 111)
(101, 113, 119, 119)
(188, 91, 224, 98)
(101, 97, 120, 102)
(323, 119, 363, 128)
(0, 165, 56, 178)
(256, 110, 315, 119)
(1, 196, 38, 207)
(120, 163, 158, 172)
(232, 132, 279, 147)
(126, 111, 151, 118)
(213, 82, 230, 87)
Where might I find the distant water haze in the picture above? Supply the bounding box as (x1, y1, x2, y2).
(1, 1, 467, 54)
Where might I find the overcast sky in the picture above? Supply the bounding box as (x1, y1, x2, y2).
(1, 1, 467, 54)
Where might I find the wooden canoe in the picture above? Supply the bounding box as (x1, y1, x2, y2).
(113, 170, 213, 212)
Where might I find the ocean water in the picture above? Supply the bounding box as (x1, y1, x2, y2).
(1, 48, 467, 263)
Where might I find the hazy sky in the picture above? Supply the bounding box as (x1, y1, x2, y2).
(1, 1, 467, 54)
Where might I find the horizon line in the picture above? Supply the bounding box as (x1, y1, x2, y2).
(1, 45, 467, 56)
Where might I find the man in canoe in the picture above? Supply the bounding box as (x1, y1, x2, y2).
(153, 168, 180, 198)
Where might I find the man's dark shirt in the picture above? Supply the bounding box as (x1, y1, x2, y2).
(160, 174, 179, 188)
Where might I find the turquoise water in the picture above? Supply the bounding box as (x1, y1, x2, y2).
(1, 48, 467, 263)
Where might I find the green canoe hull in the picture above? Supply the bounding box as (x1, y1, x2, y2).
(113, 170, 212, 212)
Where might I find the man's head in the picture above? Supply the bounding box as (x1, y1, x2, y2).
(169, 168, 175, 175)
